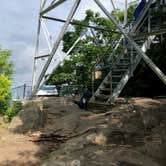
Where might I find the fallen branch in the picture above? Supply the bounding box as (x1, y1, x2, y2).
(28, 132, 67, 142)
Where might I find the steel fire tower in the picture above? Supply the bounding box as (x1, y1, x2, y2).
(32, 0, 166, 103)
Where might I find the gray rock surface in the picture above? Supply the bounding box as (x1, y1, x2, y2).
(9, 101, 43, 133)
(40, 98, 166, 166)
(8, 97, 166, 166)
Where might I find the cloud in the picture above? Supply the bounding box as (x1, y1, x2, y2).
(11, 43, 35, 87)
(0, 0, 39, 87)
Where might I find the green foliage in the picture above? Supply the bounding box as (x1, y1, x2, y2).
(48, 72, 75, 84)
(128, 4, 137, 21)
(49, 10, 117, 86)
(5, 101, 22, 121)
(0, 47, 13, 78)
(47, 5, 137, 87)
(5, 108, 14, 121)
(0, 119, 9, 128)
(0, 47, 13, 117)
(0, 74, 11, 115)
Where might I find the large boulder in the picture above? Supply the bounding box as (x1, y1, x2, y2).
(42, 97, 81, 135)
(9, 101, 43, 133)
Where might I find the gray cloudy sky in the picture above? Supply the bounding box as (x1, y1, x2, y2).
(0, 1, 39, 87)
(0, 0, 130, 88)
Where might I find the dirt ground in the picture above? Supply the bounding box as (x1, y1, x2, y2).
(0, 127, 55, 166)
(0, 97, 166, 166)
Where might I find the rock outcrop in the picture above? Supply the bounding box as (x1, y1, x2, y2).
(9, 101, 43, 133)
(9, 97, 166, 166)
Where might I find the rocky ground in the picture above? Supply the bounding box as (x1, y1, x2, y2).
(0, 97, 166, 166)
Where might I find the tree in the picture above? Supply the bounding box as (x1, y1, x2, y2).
(47, 5, 137, 87)
(0, 47, 13, 115)
(47, 10, 119, 86)
(0, 48, 13, 78)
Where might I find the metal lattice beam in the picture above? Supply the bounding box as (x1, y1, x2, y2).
(40, 0, 67, 15)
(42, 16, 120, 34)
(33, 0, 81, 94)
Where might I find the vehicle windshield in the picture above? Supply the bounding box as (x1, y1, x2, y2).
(40, 86, 56, 90)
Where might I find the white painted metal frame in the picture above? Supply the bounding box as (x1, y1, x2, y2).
(32, 0, 81, 95)
(32, 0, 166, 97)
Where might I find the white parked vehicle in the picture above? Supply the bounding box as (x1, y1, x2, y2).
(36, 85, 58, 96)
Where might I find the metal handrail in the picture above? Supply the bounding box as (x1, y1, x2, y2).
(91, 38, 128, 97)
(91, 15, 147, 75)
(90, 20, 133, 74)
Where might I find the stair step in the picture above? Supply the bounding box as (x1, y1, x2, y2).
(117, 63, 130, 66)
(95, 94, 110, 102)
(95, 94, 109, 99)
(115, 66, 128, 70)
(116, 62, 129, 66)
(100, 88, 111, 95)
(112, 75, 122, 78)
(104, 80, 111, 84)
(112, 75, 123, 80)
(113, 68, 127, 71)
(112, 69, 127, 74)
(103, 81, 111, 88)
(112, 82, 118, 89)
(112, 81, 118, 85)
(103, 80, 119, 88)
(100, 88, 111, 91)
(119, 58, 130, 63)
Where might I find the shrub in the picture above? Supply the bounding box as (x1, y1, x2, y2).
(5, 101, 22, 121)
(0, 74, 11, 115)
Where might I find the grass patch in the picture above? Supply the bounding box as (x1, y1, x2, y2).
(0, 119, 9, 128)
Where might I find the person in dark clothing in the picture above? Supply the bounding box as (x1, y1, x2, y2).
(56, 85, 61, 96)
(74, 88, 92, 109)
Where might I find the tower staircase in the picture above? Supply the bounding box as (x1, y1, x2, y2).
(90, 1, 166, 104)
